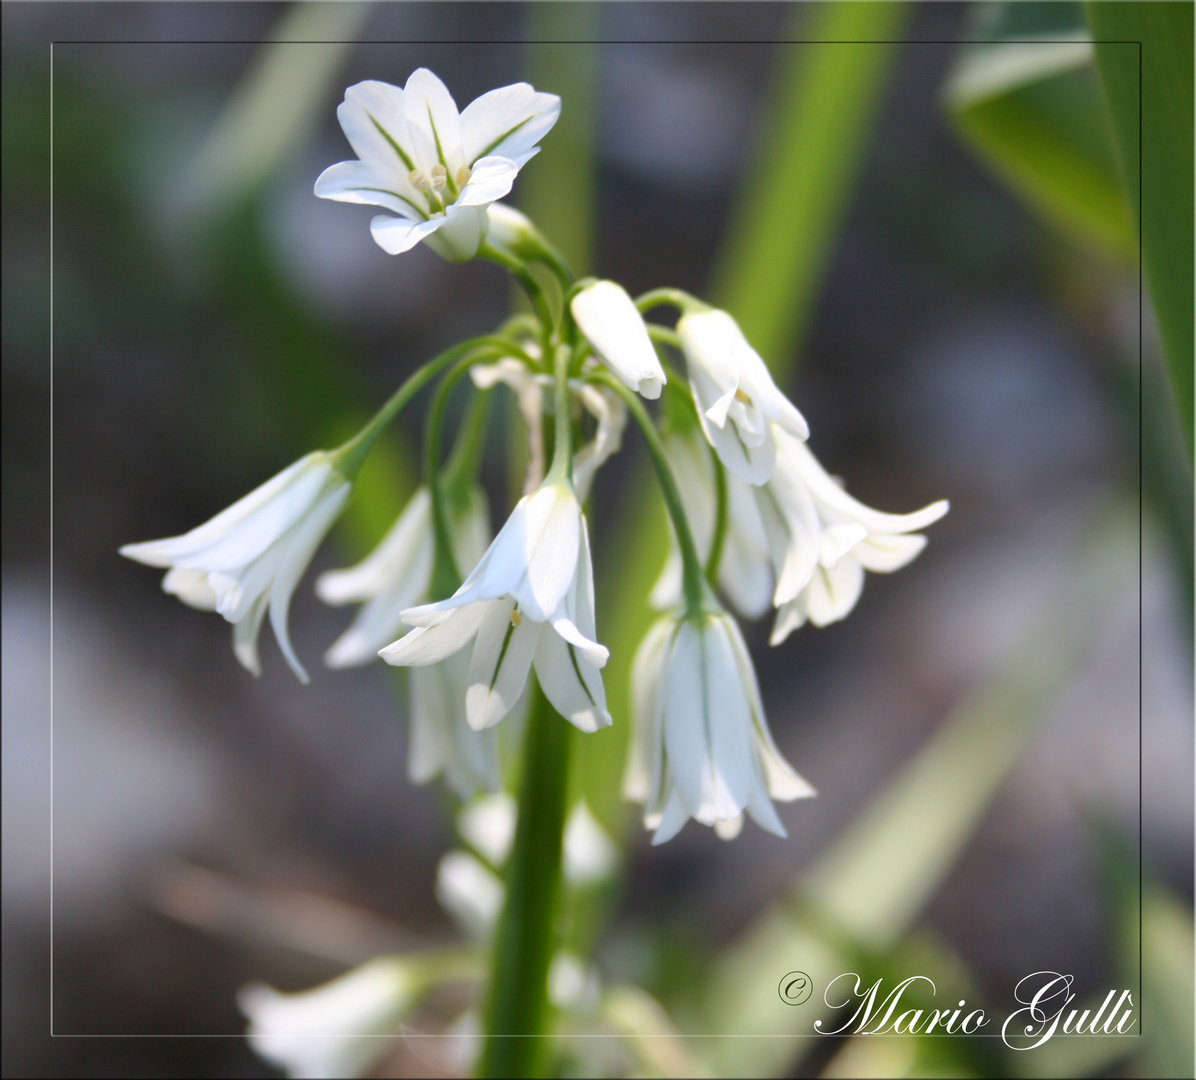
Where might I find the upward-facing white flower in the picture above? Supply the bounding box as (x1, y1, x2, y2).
(677, 308, 808, 485)
(379, 481, 610, 733)
(570, 280, 667, 400)
(240, 957, 415, 1079)
(120, 452, 351, 683)
(315, 70, 560, 262)
(760, 427, 949, 645)
(625, 612, 815, 844)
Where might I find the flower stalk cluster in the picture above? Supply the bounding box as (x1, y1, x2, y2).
(120, 66, 950, 1079)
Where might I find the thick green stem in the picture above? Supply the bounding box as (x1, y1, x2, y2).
(478, 677, 571, 1079)
(594, 373, 710, 617)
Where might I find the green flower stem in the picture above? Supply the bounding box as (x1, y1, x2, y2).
(425, 355, 500, 597)
(331, 338, 499, 479)
(545, 343, 574, 485)
(444, 384, 493, 495)
(634, 286, 706, 317)
(478, 677, 571, 1079)
(594, 373, 710, 618)
(478, 242, 557, 352)
(705, 444, 729, 589)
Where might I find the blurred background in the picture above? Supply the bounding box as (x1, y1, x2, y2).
(2, 2, 1191, 1077)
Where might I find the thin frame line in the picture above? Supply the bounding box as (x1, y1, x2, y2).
(42, 33, 1152, 1042)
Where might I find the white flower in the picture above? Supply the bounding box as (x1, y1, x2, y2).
(409, 650, 500, 798)
(239, 957, 415, 1079)
(570, 280, 667, 399)
(562, 801, 619, 886)
(457, 792, 517, 866)
(626, 612, 815, 845)
(649, 427, 774, 619)
(315, 70, 560, 262)
(759, 428, 950, 645)
(436, 850, 505, 940)
(379, 481, 610, 733)
(316, 485, 490, 668)
(677, 308, 809, 485)
(120, 452, 351, 683)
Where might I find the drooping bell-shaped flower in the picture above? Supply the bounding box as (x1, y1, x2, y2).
(760, 427, 949, 645)
(570, 280, 667, 400)
(120, 452, 351, 683)
(625, 612, 815, 844)
(316, 485, 490, 668)
(239, 957, 415, 1079)
(316, 70, 560, 262)
(649, 427, 774, 619)
(677, 308, 808, 485)
(380, 481, 610, 733)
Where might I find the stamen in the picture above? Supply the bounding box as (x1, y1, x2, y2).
(456, 165, 472, 189)
(408, 169, 429, 191)
(734, 388, 752, 403)
(430, 164, 448, 192)
(510, 608, 522, 627)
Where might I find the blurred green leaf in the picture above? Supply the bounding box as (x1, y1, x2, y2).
(711, 2, 911, 376)
(702, 502, 1137, 1077)
(178, 2, 373, 234)
(1085, 1, 1194, 462)
(943, 7, 1135, 260)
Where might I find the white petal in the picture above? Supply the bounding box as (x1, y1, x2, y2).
(650, 787, 691, 845)
(409, 654, 500, 798)
(570, 282, 667, 399)
(436, 851, 504, 940)
(852, 531, 928, 572)
(458, 792, 517, 866)
(804, 556, 866, 626)
(625, 617, 674, 804)
(369, 213, 447, 256)
(692, 375, 776, 485)
(663, 619, 751, 825)
(714, 814, 744, 840)
(456, 156, 520, 206)
(769, 599, 807, 646)
(313, 159, 424, 220)
(338, 80, 419, 178)
(466, 601, 539, 730)
(402, 67, 465, 174)
(267, 484, 352, 683)
(161, 568, 218, 611)
(534, 625, 610, 733)
(422, 204, 489, 262)
(754, 477, 819, 607)
(458, 82, 561, 165)
(379, 602, 486, 666)
(317, 489, 432, 605)
(232, 592, 270, 678)
(548, 518, 608, 667)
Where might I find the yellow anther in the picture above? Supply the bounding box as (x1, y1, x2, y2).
(430, 164, 448, 192)
(456, 165, 472, 189)
(734, 388, 752, 403)
(408, 169, 429, 191)
(510, 608, 522, 626)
